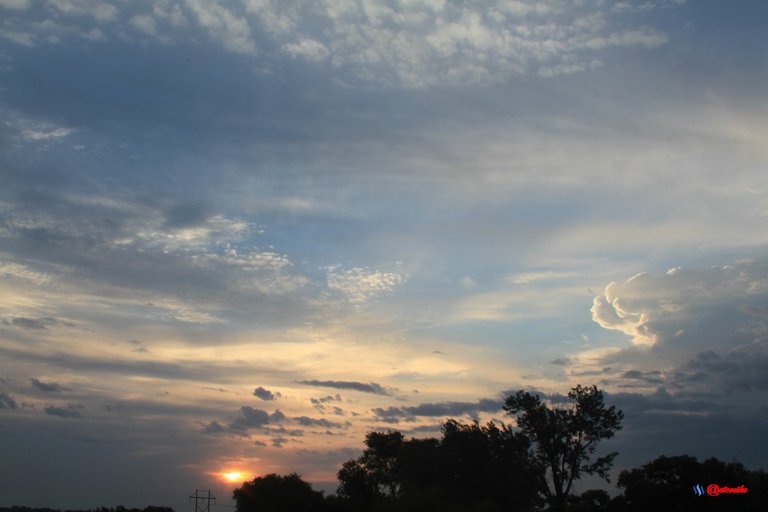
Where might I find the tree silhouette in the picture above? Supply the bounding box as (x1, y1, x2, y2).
(336, 420, 539, 511)
(504, 384, 623, 511)
(616, 455, 767, 511)
(233, 473, 325, 512)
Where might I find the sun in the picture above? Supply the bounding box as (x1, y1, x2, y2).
(222, 471, 244, 482)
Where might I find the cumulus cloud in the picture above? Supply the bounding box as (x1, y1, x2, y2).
(298, 379, 392, 395)
(592, 263, 768, 350)
(253, 386, 280, 400)
(229, 406, 285, 431)
(585, 261, 768, 397)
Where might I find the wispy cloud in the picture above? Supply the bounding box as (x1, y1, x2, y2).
(298, 379, 393, 396)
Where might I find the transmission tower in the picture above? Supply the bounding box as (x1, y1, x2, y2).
(189, 489, 216, 512)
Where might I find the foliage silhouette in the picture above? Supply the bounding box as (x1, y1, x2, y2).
(503, 384, 623, 511)
(336, 420, 539, 511)
(233, 473, 325, 512)
(616, 454, 767, 511)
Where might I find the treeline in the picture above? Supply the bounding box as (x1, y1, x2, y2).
(233, 386, 767, 512)
(0, 507, 173, 512)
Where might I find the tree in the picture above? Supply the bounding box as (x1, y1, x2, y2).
(336, 431, 405, 508)
(617, 455, 767, 511)
(504, 384, 623, 511)
(336, 421, 540, 511)
(233, 473, 326, 512)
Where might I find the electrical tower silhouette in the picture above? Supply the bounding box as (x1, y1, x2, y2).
(189, 489, 216, 512)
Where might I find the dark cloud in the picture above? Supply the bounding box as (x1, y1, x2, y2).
(265, 426, 304, 437)
(600, 389, 768, 473)
(253, 386, 279, 401)
(202, 421, 226, 434)
(298, 379, 391, 395)
(669, 341, 768, 393)
(3, 316, 59, 330)
(0, 392, 18, 409)
(311, 394, 342, 404)
(30, 378, 69, 392)
(228, 407, 285, 433)
(230, 406, 271, 430)
(619, 370, 663, 386)
(550, 357, 571, 366)
(372, 398, 503, 420)
(294, 416, 343, 429)
(44, 404, 83, 418)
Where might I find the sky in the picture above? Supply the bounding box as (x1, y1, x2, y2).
(1, 0, 767, 508)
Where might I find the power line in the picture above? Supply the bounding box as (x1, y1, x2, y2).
(189, 490, 216, 512)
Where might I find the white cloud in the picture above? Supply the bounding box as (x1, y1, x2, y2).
(592, 262, 768, 350)
(282, 38, 330, 62)
(184, 0, 255, 54)
(3, 0, 676, 87)
(326, 266, 404, 304)
(0, 0, 30, 10)
(129, 14, 157, 36)
(0, 261, 54, 286)
(45, 0, 119, 22)
(22, 126, 74, 141)
(0, 28, 34, 46)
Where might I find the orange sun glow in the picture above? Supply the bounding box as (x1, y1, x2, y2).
(222, 471, 244, 482)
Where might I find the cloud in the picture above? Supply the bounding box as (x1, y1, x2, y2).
(44, 404, 83, 418)
(253, 386, 280, 401)
(294, 416, 342, 429)
(298, 379, 392, 395)
(310, 394, 342, 404)
(372, 398, 504, 420)
(227, 406, 285, 434)
(0, 392, 17, 409)
(22, 127, 75, 141)
(202, 420, 226, 434)
(326, 266, 404, 304)
(30, 378, 69, 392)
(0, 0, 677, 88)
(2, 317, 59, 330)
(592, 262, 768, 351)
(185, 0, 255, 54)
(0, 0, 31, 10)
(669, 341, 768, 393)
(46, 0, 119, 22)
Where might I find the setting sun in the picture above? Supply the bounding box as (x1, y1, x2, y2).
(223, 471, 244, 482)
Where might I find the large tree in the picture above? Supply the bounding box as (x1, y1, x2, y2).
(504, 384, 623, 511)
(336, 421, 539, 511)
(233, 473, 326, 512)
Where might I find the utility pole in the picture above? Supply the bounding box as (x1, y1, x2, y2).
(189, 489, 216, 512)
